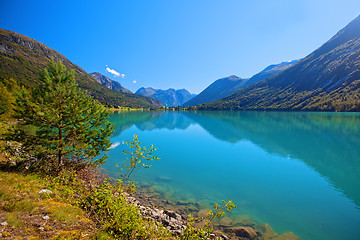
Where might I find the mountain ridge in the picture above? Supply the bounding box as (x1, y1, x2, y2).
(135, 87, 196, 107)
(183, 60, 298, 107)
(199, 15, 360, 111)
(90, 72, 132, 94)
(182, 75, 248, 107)
(243, 60, 299, 88)
(0, 28, 162, 108)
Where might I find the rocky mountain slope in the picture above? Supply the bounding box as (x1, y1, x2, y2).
(0, 28, 162, 108)
(135, 87, 196, 107)
(90, 72, 132, 94)
(199, 15, 360, 111)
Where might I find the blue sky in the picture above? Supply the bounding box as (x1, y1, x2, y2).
(1, 0, 359, 93)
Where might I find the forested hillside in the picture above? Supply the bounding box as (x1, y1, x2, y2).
(0, 28, 162, 108)
(199, 15, 360, 111)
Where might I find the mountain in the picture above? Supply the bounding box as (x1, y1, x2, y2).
(244, 60, 299, 88)
(182, 75, 248, 107)
(183, 61, 298, 107)
(0, 28, 162, 108)
(199, 15, 360, 111)
(135, 87, 158, 97)
(90, 72, 132, 94)
(135, 87, 196, 107)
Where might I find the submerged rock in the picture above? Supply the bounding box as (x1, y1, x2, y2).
(229, 226, 258, 240)
(213, 230, 230, 240)
(272, 232, 301, 240)
(127, 187, 300, 240)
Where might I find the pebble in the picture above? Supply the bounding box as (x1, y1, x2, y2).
(38, 189, 53, 195)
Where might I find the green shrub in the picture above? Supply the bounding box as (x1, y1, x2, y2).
(81, 180, 172, 239)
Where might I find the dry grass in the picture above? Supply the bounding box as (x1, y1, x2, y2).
(0, 170, 100, 239)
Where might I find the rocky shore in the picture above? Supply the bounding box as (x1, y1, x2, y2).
(125, 186, 301, 240)
(126, 195, 186, 236)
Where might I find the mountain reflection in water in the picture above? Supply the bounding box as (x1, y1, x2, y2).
(107, 110, 360, 240)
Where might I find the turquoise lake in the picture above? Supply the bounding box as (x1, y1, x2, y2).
(104, 111, 360, 240)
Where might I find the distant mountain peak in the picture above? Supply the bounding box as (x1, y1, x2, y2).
(227, 75, 241, 80)
(261, 60, 300, 72)
(135, 87, 197, 107)
(90, 72, 132, 94)
(182, 75, 247, 107)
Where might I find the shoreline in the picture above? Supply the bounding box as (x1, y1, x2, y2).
(129, 184, 301, 240)
(107, 107, 144, 112)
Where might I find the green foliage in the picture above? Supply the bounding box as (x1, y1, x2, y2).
(49, 170, 84, 202)
(44, 166, 172, 239)
(0, 81, 12, 117)
(181, 214, 212, 240)
(81, 180, 171, 239)
(207, 200, 237, 222)
(181, 200, 237, 240)
(7, 60, 114, 172)
(95, 231, 114, 240)
(0, 78, 19, 120)
(117, 134, 159, 190)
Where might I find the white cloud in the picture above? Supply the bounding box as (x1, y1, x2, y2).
(106, 67, 120, 77)
(109, 142, 120, 149)
(132, 80, 137, 84)
(106, 67, 125, 78)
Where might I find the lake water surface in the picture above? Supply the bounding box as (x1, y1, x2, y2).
(104, 111, 360, 240)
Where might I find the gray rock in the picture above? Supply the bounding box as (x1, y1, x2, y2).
(38, 189, 53, 195)
(128, 195, 187, 235)
(164, 210, 182, 221)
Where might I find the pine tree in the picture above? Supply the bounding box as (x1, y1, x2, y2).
(11, 60, 114, 171)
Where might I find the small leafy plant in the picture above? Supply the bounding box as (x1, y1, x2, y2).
(207, 200, 237, 222)
(81, 179, 172, 239)
(181, 200, 237, 240)
(117, 134, 159, 191)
